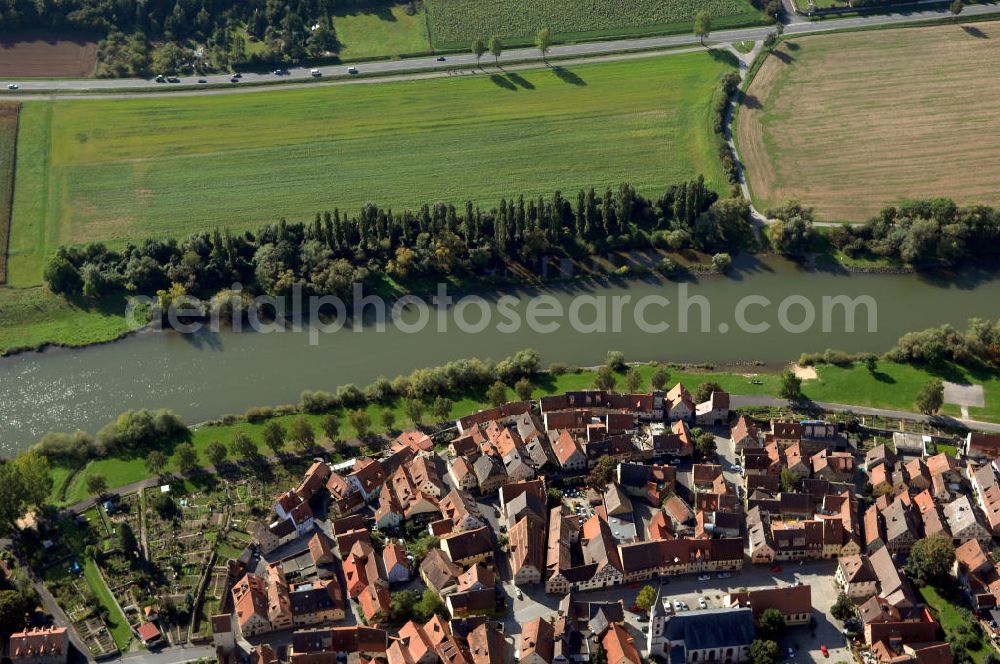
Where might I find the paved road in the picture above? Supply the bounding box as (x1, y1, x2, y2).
(3, 3, 1000, 94)
(731, 394, 1000, 433)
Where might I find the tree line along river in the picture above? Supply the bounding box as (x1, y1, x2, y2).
(2, 255, 999, 454)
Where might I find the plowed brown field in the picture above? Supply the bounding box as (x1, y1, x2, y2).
(735, 23, 1000, 222)
(0, 32, 96, 77)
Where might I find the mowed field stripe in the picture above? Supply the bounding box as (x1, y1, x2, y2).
(0, 103, 20, 284)
(7, 53, 733, 286)
(735, 22, 1000, 222)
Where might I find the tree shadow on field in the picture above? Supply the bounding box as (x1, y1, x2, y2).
(784, 41, 800, 51)
(489, 74, 517, 90)
(708, 49, 740, 67)
(552, 66, 586, 86)
(772, 49, 795, 64)
(506, 72, 535, 89)
(740, 93, 762, 109)
(961, 25, 988, 39)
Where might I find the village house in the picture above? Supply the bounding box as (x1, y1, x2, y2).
(944, 495, 992, 545)
(441, 527, 494, 568)
(618, 537, 744, 582)
(731, 415, 762, 452)
(865, 443, 896, 472)
(9, 626, 69, 664)
(382, 541, 411, 585)
(836, 554, 879, 599)
(374, 483, 404, 530)
(420, 548, 463, 595)
(448, 457, 480, 492)
(550, 429, 587, 472)
(602, 623, 642, 664)
(274, 490, 316, 537)
(811, 450, 856, 482)
(617, 462, 676, 505)
(392, 430, 434, 457)
(955, 539, 1000, 610)
(232, 572, 272, 637)
(510, 513, 547, 586)
(727, 584, 812, 625)
(768, 420, 802, 446)
(519, 617, 555, 664)
(289, 626, 388, 661)
(695, 391, 730, 427)
(347, 457, 389, 503)
(666, 384, 695, 422)
(473, 455, 506, 495)
(965, 432, 1000, 462)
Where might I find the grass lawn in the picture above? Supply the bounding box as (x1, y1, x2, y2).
(804, 361, 1000, 423)
(425, 0, 766, 49)
(334, 3, 431, 59)
(0, 286, 140, 354)
(83, 558, 131, 652)
(736, 23, 1000, 221)
(918, 585, 989, 662)
(0, 103, 18, 283)
(54, 362, 775, 505)
(7, 52, 733, 286)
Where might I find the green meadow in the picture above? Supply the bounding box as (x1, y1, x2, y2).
(7, 52, 734, 287)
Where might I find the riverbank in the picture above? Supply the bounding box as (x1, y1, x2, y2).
(44, 357, 1000, 507)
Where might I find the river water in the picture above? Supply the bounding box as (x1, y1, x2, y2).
(2, 255, 999, 454)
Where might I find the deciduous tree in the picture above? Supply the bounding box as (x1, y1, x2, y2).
(146, 450, 167, 476)
(905, 535, 955, 584)
(262, 421, 286, 455)
(488, 36, 502, 66)
(487, 381, 508, 407)
(915, 379, 944, 415)
(206, 441, 228, 467)
(471, 39, 486, 67)
(535, 27, 552, 63)
(289, 417, 315, 453)
(86, 474, 108, 497)
(693, 10, 712, 46)
(174, 442, 198, 473)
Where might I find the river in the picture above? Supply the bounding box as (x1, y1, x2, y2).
(1, 255, 998, 454)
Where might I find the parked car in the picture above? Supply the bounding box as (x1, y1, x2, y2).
(673, 600, 682, 611)
(311, 68, 322, 77)
(436, 56, 446, 61)
(697, 574, 711, 581)
(347, 66, 359, 75)
(698, 597, 708, 609)
(515, 588, 523, 600)
(230, 76, 240, 83)
(166, 76, 180, 83)
(231, 72, 242, 78)
(820, 646, 829, 658)
(787, 647, 795, 658)
(636, 614, 648, 622)
(717, 572, 731, 579)
(197, 79, 207, 83)
(155, 74, 165, 82)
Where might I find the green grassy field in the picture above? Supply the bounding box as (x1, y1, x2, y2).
(0, 286, 140, 354)
(334, 3, 431, 59)
(0, 104, 18, 283)
(83, 558, 131, 652)
(8, 53, 732, 287)
(425, 0, 765, 49)
(806, 361, 1000, 423)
